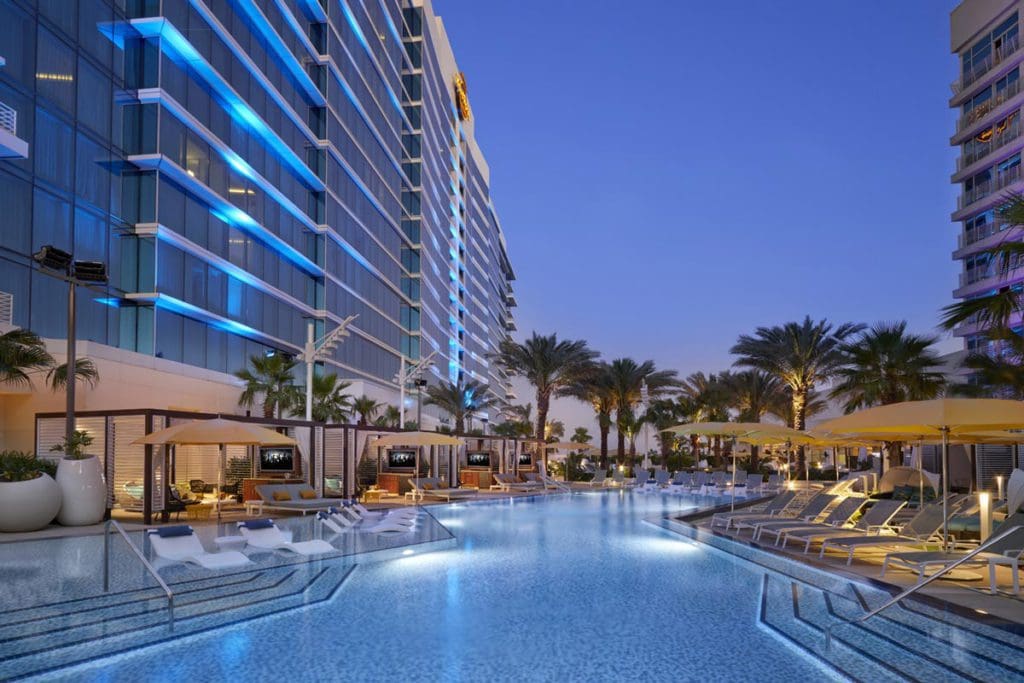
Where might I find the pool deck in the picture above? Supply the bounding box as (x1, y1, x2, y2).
(670, 497, 1024, 629)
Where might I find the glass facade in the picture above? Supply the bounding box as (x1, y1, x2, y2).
(0, 0, 514, 404)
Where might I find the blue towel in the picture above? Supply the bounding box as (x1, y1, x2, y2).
(153, 525, 192, 538)
(240, 519, 274, 530)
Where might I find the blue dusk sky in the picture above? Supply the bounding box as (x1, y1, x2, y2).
(436, 1, 962, 427)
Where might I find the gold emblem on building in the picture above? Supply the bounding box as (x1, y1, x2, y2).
(454, 72, 471, 121)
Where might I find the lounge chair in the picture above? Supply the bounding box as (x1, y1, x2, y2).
(780, 499, 906, 553)
(319, 508, 412, 534)
(256, 484, 336, 515)
(525, 473, 561, 490)
(609, 469, 637, 487)
(755, 496, 868, 544)
(666, 472, 693, 494)
(236, 519, 335, 555)
(882, 512, 1024, 593)
(350, 501, 418, 521)
(735, 494, 838, 537)
(764, 474, 782, 492)
(585, 470, 609, 488)
(688, 471, 709, 492)
(339, 502, 415, 525)
(412, 477, 479, 501)
(490, 473, 544, 493)
(653, 470, 671, 488)
(147, 526, 251, 569)
(819, 499, 960, 565)
(741, 473, 764, 494)
(710, 491, 797, 530)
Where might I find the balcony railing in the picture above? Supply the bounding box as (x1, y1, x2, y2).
(959, 162, 1023, 209)
(958, 220, 1010, 248)
(0, 100, 15, 136)
(952, 34, 1022, 95)
(957, 78, 1022, 132)
(957, 119, 1022, 170)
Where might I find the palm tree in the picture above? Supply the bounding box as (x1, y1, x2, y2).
(375, 405, 401, 428)
(830, 321, 945, 466)
(424, 379, 498, 433)
(46, 358, 100, 391)
(235, 353, 300, 419)
(545, 419, 565, 443)
(680, 371, 730, 465)
(0, 329, 54, 387)
(352, 395, 381, 426)
(950, 330, 1024, 398)
(493, 333, 598, 443)
(571, 426, 591, 444)
(721, 370, 785, 471)
(643, 398, 684, 467)
(731, 316, 863, 473)
(607, 358, 679, 466)
(567, 362, 616, 467)
(290, 373, 352, 423)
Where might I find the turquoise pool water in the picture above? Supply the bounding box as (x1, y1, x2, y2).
(42, 491, 838, 682)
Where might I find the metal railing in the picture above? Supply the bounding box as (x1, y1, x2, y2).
(957, 120, 1022, 170)
(0, 100, 15, 136)
(959, 163, 1023, 209)
(103, 519, 175, 630)
(825, 523, 1023, 650)
(957, 79, 1022, 133)
(953, 34, 1022, 95)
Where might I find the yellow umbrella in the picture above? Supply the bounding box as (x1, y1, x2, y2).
(369, 432, 463, 482)
(816, 398, 1024, 549)
(543, 441, 591, 450)
(133, 418, 296, 520)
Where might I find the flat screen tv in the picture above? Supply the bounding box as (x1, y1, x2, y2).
(518, 453, 533, 466)
(388, 449, 417, 469)
(260, 447, 294, 472)
(466, 451, 491, 468)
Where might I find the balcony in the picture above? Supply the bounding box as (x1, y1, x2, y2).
(956, 78, 1021, 134)
(505, 291, 517, 307)
(956, 119, 1022, 172)
(952, 34, 1022, 96)
(956, 220, 1014, 251)
(958, 163, 1022, 210)
(0, 100, 28, 159)
(955, 260, 1024, 297)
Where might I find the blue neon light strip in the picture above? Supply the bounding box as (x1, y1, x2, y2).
(131, 292, 294, 349)
(128, 153, 322, 277)
(128, 17, 323, 191)
(294, 0, 328, 22)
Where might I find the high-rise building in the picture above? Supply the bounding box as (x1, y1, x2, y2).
(949, 1, 1022, 351)
(0, 0, 515, 446)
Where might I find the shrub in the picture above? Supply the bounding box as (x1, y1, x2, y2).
(0, 451, 57, 482)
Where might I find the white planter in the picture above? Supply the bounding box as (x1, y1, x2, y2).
(56, 455, 106, 526)
(0, 473, 61, 532)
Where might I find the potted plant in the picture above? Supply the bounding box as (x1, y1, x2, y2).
(51, 430, 106, 526)
(0, 451, 61, 532)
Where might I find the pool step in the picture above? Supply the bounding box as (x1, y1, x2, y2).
(0, 563, 355, 681)
(758, 575, 904, 682)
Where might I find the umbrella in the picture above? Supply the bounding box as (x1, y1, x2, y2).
(543, 441, 591, 450)
(133, 418, 296, 520)
(816, 398, 1024, 549)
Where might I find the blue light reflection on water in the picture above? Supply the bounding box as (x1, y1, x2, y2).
(66, 492, 835, 682)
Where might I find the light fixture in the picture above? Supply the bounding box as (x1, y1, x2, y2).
(33, 245, 72, 273)
(979, 491, 992, 542)
(71, 261, 108, 283)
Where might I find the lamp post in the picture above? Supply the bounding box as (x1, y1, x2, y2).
(393, 350, 437, 428)
(300, 315, 358, 422)
(32, 246, 107, 447)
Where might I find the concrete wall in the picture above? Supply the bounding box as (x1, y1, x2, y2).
(951, 0, 1019, 51)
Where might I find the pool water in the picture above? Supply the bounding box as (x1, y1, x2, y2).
(50, 492, 838, 682)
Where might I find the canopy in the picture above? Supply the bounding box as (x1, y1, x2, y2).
(815, 398, 1024, 436)
(132, 418, 295, 446)
(877, 466, 937, 494)
(664, 421, 769, 437)
(369, 431, 463, 447)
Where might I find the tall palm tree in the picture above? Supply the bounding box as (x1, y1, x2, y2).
(545, 419, 565, 443)
(722, 370, 785, 471)
(493, 333, 598, 443)
(644, 398, 683, 467)
(424, 379, 498, 433)
(570, 426, 592, 444)
(0, 329, 54, 387)
(680, 371, 730, 465)
(607, 358, 679, 466)
(731, 316, 863, 473)
(352, 395, 381, 426)
(830, 321, 945, 466)
(290, 373, 352, 423)
(235, 353, 300, 419)
(567, 362, 616, 467)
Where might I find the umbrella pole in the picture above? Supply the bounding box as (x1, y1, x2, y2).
(918, 439, 924, 509)
(941, 428, 950, 552)
(217, 443, 224, 522)
(730, 449, 737, 512)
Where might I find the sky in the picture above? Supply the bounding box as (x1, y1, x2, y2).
(435, 0, 962, 432)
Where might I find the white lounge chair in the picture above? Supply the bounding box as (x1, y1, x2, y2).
(734, 494, 838, 537)
(780, 500, 906, 553)
(584, 470, 609, 488)
(147, 526, 251, 570)
(337, 504, 414, 527)
(350, 501, 418, 521)
(319, 509, 412, 534)
(236, 519, 335, 555)
(710, 491, 797, 530)
(819, 501, 955, 565)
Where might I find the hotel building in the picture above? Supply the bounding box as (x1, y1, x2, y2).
(0, 0, 515, 448)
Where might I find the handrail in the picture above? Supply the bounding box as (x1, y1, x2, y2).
(103, 519, 175, 630)
(824, 523, 1024, 649)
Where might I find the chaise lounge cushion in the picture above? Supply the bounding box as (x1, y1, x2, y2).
(273, 490, 292, 501)
(299, 489, 318, 499)
(156, 525, 193, 538)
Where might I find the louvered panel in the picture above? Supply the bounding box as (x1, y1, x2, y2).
(104, 417, 114, 507)
(174, 445, 222, 486)
(314, 427, 324, 496)
(976, 444, 1016, 491)
(323, 428, 345, 496)
(111, 416, 146, 510)
(151, 416, 165, 511)
(35, 418, 65, 465)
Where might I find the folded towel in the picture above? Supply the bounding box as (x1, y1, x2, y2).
(151, 525, 193, 538)
(239, 519, 275, 530)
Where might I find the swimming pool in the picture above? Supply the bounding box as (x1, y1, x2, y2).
(4, 491, 1021, 682)
(6, 492, 840, 682)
